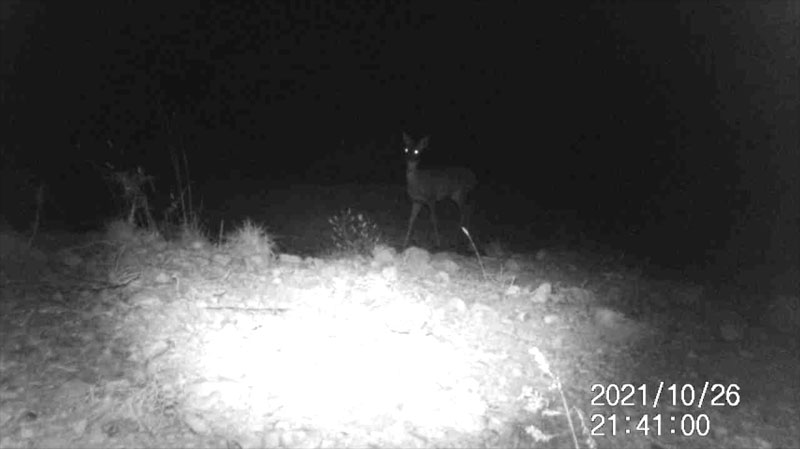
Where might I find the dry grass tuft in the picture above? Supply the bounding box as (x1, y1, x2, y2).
(225, 218, 277, 259)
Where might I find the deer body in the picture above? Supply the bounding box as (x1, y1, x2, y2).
(403, 133, 477, 248)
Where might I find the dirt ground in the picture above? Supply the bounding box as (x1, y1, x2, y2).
(0, 184, 797, 449)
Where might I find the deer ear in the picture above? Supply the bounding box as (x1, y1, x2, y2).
(402, 132, 412, 146)
(419, 136, 430, 148)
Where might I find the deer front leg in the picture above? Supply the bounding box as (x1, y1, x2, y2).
(404, 201, 423, 248)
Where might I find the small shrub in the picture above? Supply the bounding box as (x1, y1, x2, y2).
(328, 208, 382, 256)
(225, 218, 277, 259)
(177, 216, 209, 246)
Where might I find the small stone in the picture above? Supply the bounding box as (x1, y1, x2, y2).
(447, 297, 467, 313)
(381, 266, 398, 281)
(530, 282, 552, 303)
(372, 245, 397, 265)
(403, 246, 431, 266)
(155, 272, 172, 284)
(543, 314, 559, 324)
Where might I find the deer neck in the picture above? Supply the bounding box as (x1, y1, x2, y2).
(406, 161, 419, 180)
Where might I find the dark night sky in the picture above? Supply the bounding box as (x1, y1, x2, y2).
(1, 0, 798, 271)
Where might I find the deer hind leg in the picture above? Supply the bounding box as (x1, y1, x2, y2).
(462, 198, 474, 228)
(452, 191, 469, 227)
(404, 201, 423, 248)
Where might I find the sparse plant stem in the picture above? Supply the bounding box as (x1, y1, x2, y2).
(170, 144, 199, 233)
(170, 149, 187, 224)
(574, 407, 598, 449)
(159, 103, 202, 237)
(182, 148, 193, 221)
(27, 183, 45, 248)
(461, 226, 487, 280)
(556, 377, 580, 449)
(531, 347, 583, 449)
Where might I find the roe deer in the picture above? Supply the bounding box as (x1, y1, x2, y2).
(402, 132, 477, 248)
